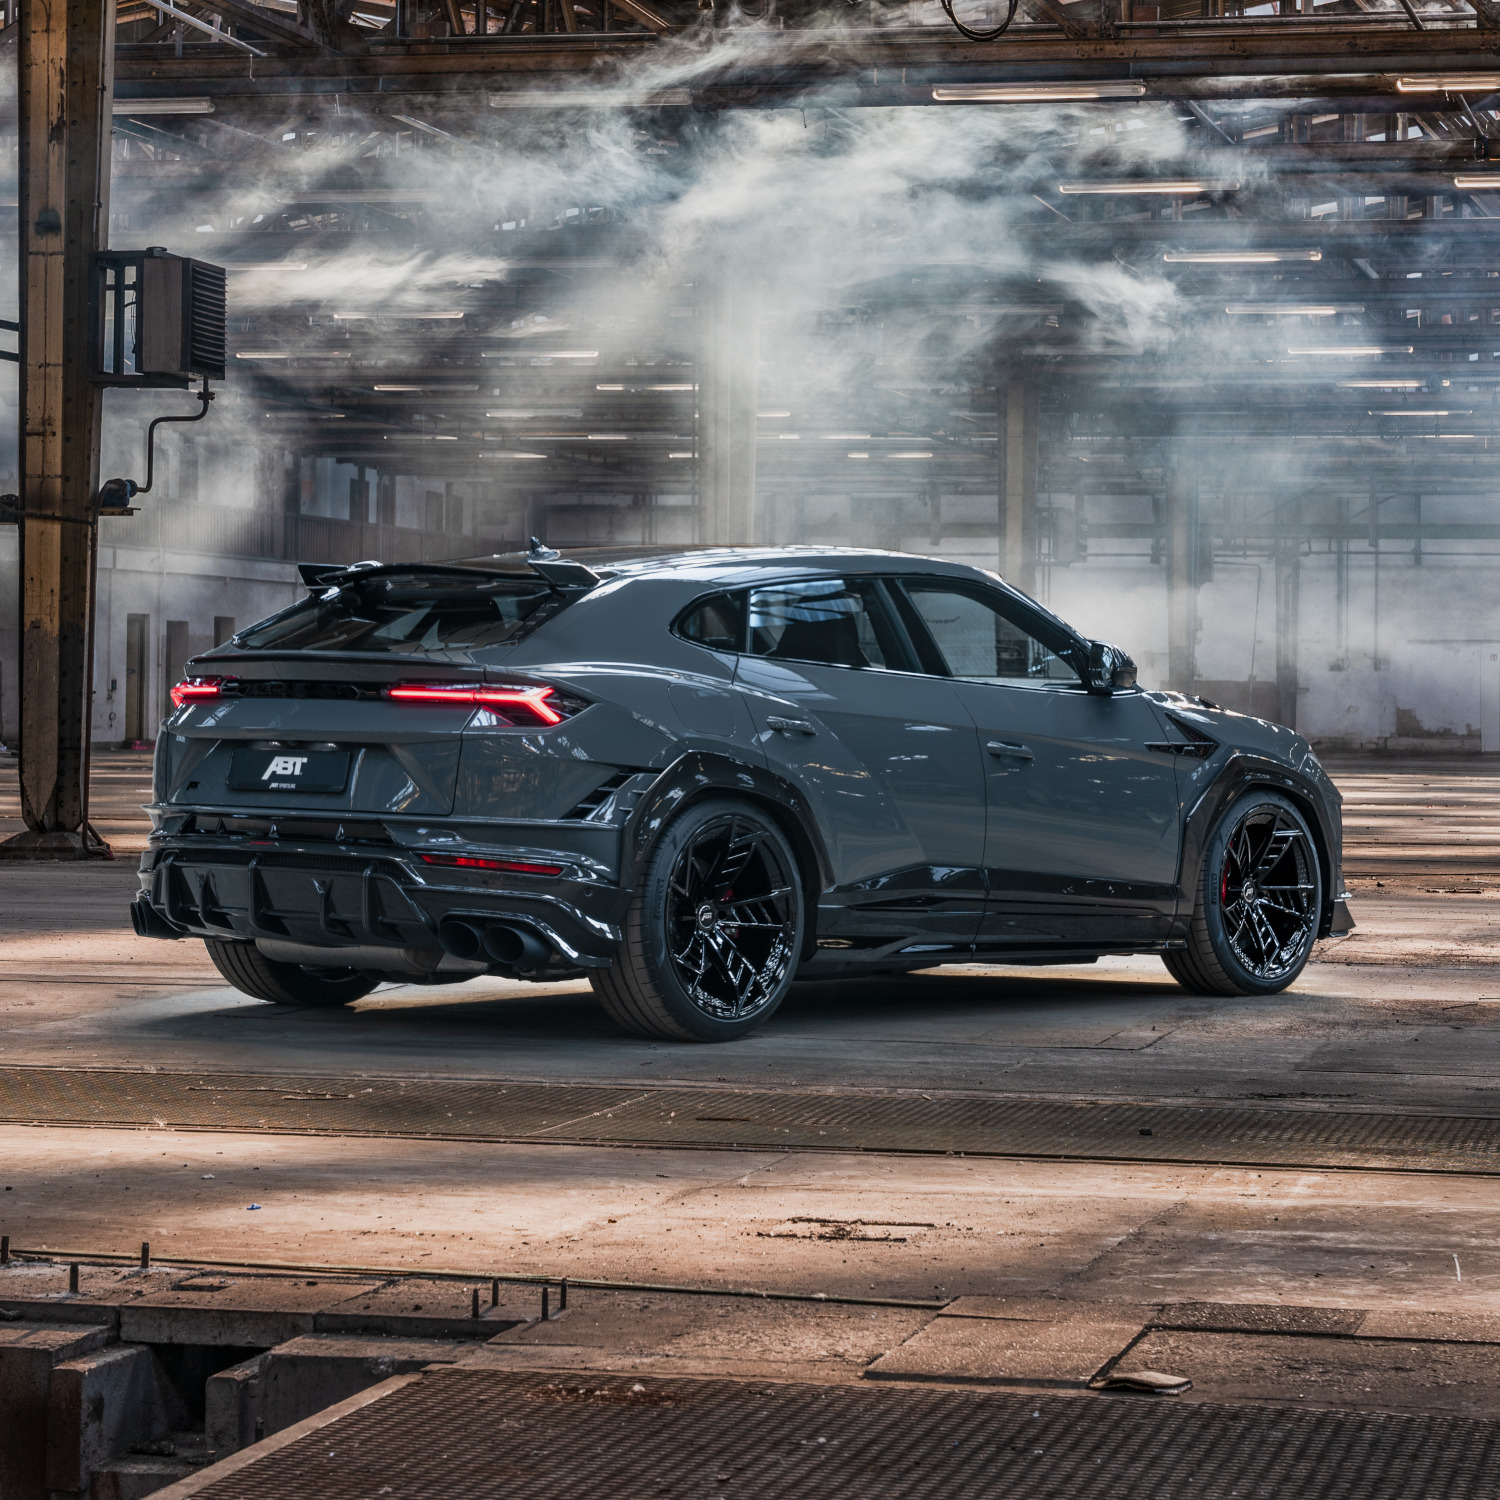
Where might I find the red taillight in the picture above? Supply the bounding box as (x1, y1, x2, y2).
(420, 853, 564, 876)
(384, 682, 566, 726)
(171, 676, 229, 708)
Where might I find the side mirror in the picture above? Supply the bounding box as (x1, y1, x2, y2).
(1085, 640, 1137, 695)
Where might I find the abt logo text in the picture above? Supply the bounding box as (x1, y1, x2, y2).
(262, 756, 309, 780)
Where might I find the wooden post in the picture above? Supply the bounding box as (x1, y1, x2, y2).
(2, 0, 115, 859)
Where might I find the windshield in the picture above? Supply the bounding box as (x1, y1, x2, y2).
(236, 572, 565, 654)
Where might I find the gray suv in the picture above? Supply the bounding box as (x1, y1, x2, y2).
(131, 545, 1351, 1041)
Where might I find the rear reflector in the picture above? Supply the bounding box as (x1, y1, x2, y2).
(420, 853, 565, 876)
(171, 676, 231, 708)
(384, 682, 565, 725)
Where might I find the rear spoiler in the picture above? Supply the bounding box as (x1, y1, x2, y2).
(294, 546, 601, 593)
(526, 538, 600, 589)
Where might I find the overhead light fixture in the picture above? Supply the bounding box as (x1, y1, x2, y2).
(888, 452, 935, 459)
(333, 310, 464, 320)
(1454, 174, 1500, 189)
(1371, 409, 1455, 415)
(112, 97, 214, 115)
(373, 385, 423, 392)
(234, 351, 290, 360)
(668, 451, 694, 458)
(517, 350, 598, 359)
(1163, 250, 1321, 263)
(1060, 180, 1239, 195)
(932, 81, 1146, 102)
(758, 410, 792, 418)
(586, 434, 629, 441)
(1226, 304, 1350, 316)
(1289, 345, 1415, 356)
(1338, 378, 1424, 388)
(1397, 74, 1500, 92)
(482, 451, 548, 460)
(848, 452, 870, 460)
(822, 433, 872, 440)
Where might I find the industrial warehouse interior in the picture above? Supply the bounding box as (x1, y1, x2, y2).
(10, 0, 1500, 1491)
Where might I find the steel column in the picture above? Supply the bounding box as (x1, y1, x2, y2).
(999, 376, 1036, 595)
(694, 265, 759, 547)
(4, 0, 116, 859)
(1275, 511, 1302, 732)
(1166, 463, 1197, 695)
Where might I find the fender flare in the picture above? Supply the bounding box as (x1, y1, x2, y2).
(622, 751, 833, 956)
(1178, 753, 1344, 939)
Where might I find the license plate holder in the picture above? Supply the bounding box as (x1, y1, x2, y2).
(227, 748, 351, 794)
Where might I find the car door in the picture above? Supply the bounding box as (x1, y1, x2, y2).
(893, 576, 1181, 950)
(731, 575, 987, 954)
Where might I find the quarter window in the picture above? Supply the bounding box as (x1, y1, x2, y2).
(900, 581, 1079, 686)
(746, 578, 913, 671)
(676, 592, 744, 652)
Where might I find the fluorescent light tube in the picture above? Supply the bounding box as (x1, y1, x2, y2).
(933, 81, 1146, 102)
(1454, 174, 1500, 189)
(1226, 304, 1347, 315)
(1289, 345, 1414, 356)
(1164, 250, 1321, 263)
(1060, 180, 1239, 195)
(111, 95, 214, 112)
(1397, 74, 1500, 92)
(333, 310, 463, 320)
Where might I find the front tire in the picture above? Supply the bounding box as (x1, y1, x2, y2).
(1165, 791, 1323, 997)
(205, 938, 381, 1008)
(591, 798, 804, 1042)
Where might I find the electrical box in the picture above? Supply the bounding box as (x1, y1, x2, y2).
(91, 247, 226, 388)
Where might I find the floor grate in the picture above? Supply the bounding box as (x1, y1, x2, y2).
(184, 1366, 1500, 1500)
(3, 1066, 1500, 1174)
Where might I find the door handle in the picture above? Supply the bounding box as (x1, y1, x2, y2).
(766, 715, 816, 736)
(986, 740, 1034, 760)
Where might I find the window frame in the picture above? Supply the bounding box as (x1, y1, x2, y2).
(890, 575, 1088, 690)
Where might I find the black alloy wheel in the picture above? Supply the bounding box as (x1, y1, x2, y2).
(591, 797, 805, 1042)
(1164, 790, 1322, 997)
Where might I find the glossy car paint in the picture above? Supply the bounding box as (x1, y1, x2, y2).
(134, 547, 1346, 979)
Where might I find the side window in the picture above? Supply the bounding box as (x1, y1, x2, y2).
(900, 581, 1079, 686)
(746, 578, 913, 671)
(676, 592, 745, 652)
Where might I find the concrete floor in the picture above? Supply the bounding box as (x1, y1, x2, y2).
(5, 754, 1500, 1423)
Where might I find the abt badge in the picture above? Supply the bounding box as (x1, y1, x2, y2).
(227, 746, 352, 795)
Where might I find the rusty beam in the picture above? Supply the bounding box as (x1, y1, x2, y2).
(4, 0, 116, 860)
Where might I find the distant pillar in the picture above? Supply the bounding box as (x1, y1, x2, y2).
(1275, 507, 1301, 730)
(1165, 464, 1197, 695)
(695, 267, 759, 546)
(998, 376, 1037, 594)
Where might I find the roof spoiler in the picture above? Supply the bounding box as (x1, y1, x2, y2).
(297, 560, 381, 590)
(526, 538, 600, 589)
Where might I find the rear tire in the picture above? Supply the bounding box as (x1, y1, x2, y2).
(591, 798, 804, 1042)
(1165, 790, 1322, 997)
(205, 938, 380, 1008)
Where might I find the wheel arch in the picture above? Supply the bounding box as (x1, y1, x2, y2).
(623, 752, 831, 961)
(1179, 754, 1342, 939)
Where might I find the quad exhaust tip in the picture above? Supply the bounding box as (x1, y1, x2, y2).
(438, 918, 551, 968)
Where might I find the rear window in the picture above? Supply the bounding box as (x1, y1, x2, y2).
(236, 572, 566, 654)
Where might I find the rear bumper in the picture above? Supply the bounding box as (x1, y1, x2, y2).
(135, 837, 629, 968)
